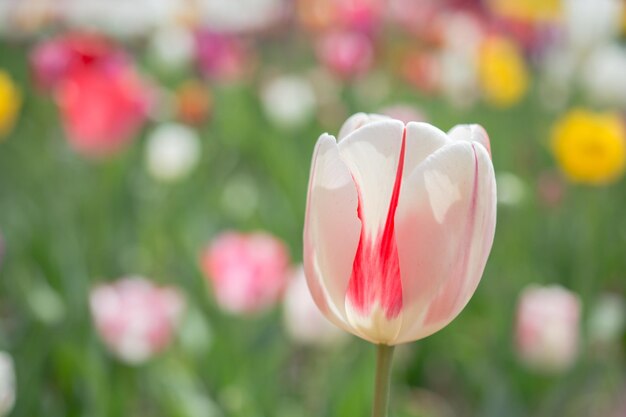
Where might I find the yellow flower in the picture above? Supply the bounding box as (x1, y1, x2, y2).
(478, 36, 529, 108)
(551, 109, 626, 185)
(0, 70, 21, 139)
(486, 0, 561, 22)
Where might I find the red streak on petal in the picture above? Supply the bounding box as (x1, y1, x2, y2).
(347, 129, 406, 319)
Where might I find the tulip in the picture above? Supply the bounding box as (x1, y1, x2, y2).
(515, 284, 581, 373)
(316, 31, 374, 79)
(200, 231, 290, 314)
(195, 31, 250, 82)
(283, 266, 345, 346)
(304, 113, 496, 416)
(90, 277, 185, 364)
(56, 64, 151, 158)
(304, 113, 496, 345)
(0, 352, 15, 417)
(260, 75, 317, 129)
(145, 123, 201, 183)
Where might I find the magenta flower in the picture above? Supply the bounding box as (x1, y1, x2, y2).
(316, 31, 374, 79)
(90, 277, 184, 364)
(195, 31, 250, 82)
(201, 231, 290, 314)
(303, 113, 496, 345)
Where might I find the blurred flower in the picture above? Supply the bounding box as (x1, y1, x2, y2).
(0, 71, 21, 138)
(195, 31, 251, 82)
(194, 0, 287, 33)
(563, 0, 623, 53)
(261, 75, 317, 129)
(588, 293, 625, 346)
(296, 0, 336, 32)
(303, 113, 496, 344)
(200, 231, 290, 314)
(90, 277, 185, 364)
(581, 43, 626, 108)
(438, 48, 480, 108)
(316, 31, 374, 79)
(56, 64, 151, 157)
(175, 80, 213, 126)
(334, 0, 384, 32)
(551, 109, 626, 185)
(537, 46, 576, 111)
(387, 0, 442, 41)
(0, 0, 59, 36)
(30, 33, 151, 157)
(149, 25, 195, 72)
(63, 0, 181, 38)
(478, 35, 529, 108)
(283, 266, 345, 346)
(516, 284, 581, 373)
(400, 51, 441, 95)
(486, 0, 560, 22)
(0, 352, 15, 417)
(145, 123, 201, 183)
(436, 12, 485, 108)
(30, 33, 126, 91)
(496, 171, 526, 206)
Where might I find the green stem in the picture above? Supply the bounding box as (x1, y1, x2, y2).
(371, 344, 395, 417)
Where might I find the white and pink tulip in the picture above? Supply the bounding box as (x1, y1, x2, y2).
(303, 113, 496, 345)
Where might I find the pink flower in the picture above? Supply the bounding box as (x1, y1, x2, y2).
(303, 113, 496, 345)
(201, 231, 290, 314)
(56, 64, 151, 158)
(195, 31, 250, 82)
(30, 33, 150, 158)
(30, 33, 128, 91)
(316, 31, 374, 79)
(283, 266, 345, 346)
(335, 0, 384, 32)
(516, 284, 581, 373)
(90, 277, 185, 364)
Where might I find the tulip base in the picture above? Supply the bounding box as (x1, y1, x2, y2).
(372, 344, 395, 417)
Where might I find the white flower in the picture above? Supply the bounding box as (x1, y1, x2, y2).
(149, 25, 195, 72)
(581, 44, 626, 108)
(588, 293, 626, 345)
(195, 0, 287, 33)
(63, 0, 180, 38)
(563, 0, 623, 52)
(145, 123, 201, 183)
(261, 75, 317, 129)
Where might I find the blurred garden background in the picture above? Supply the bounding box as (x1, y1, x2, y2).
(1, 0, 626, 416)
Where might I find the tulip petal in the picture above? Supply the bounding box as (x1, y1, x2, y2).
(448, 124, 491, 158)
(404, 122, 450, 175)
(338, 119, 405, 240)
(303, 134, 362, 332)
(338, 112, 391, 140)
(394, 141, 496, 343)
